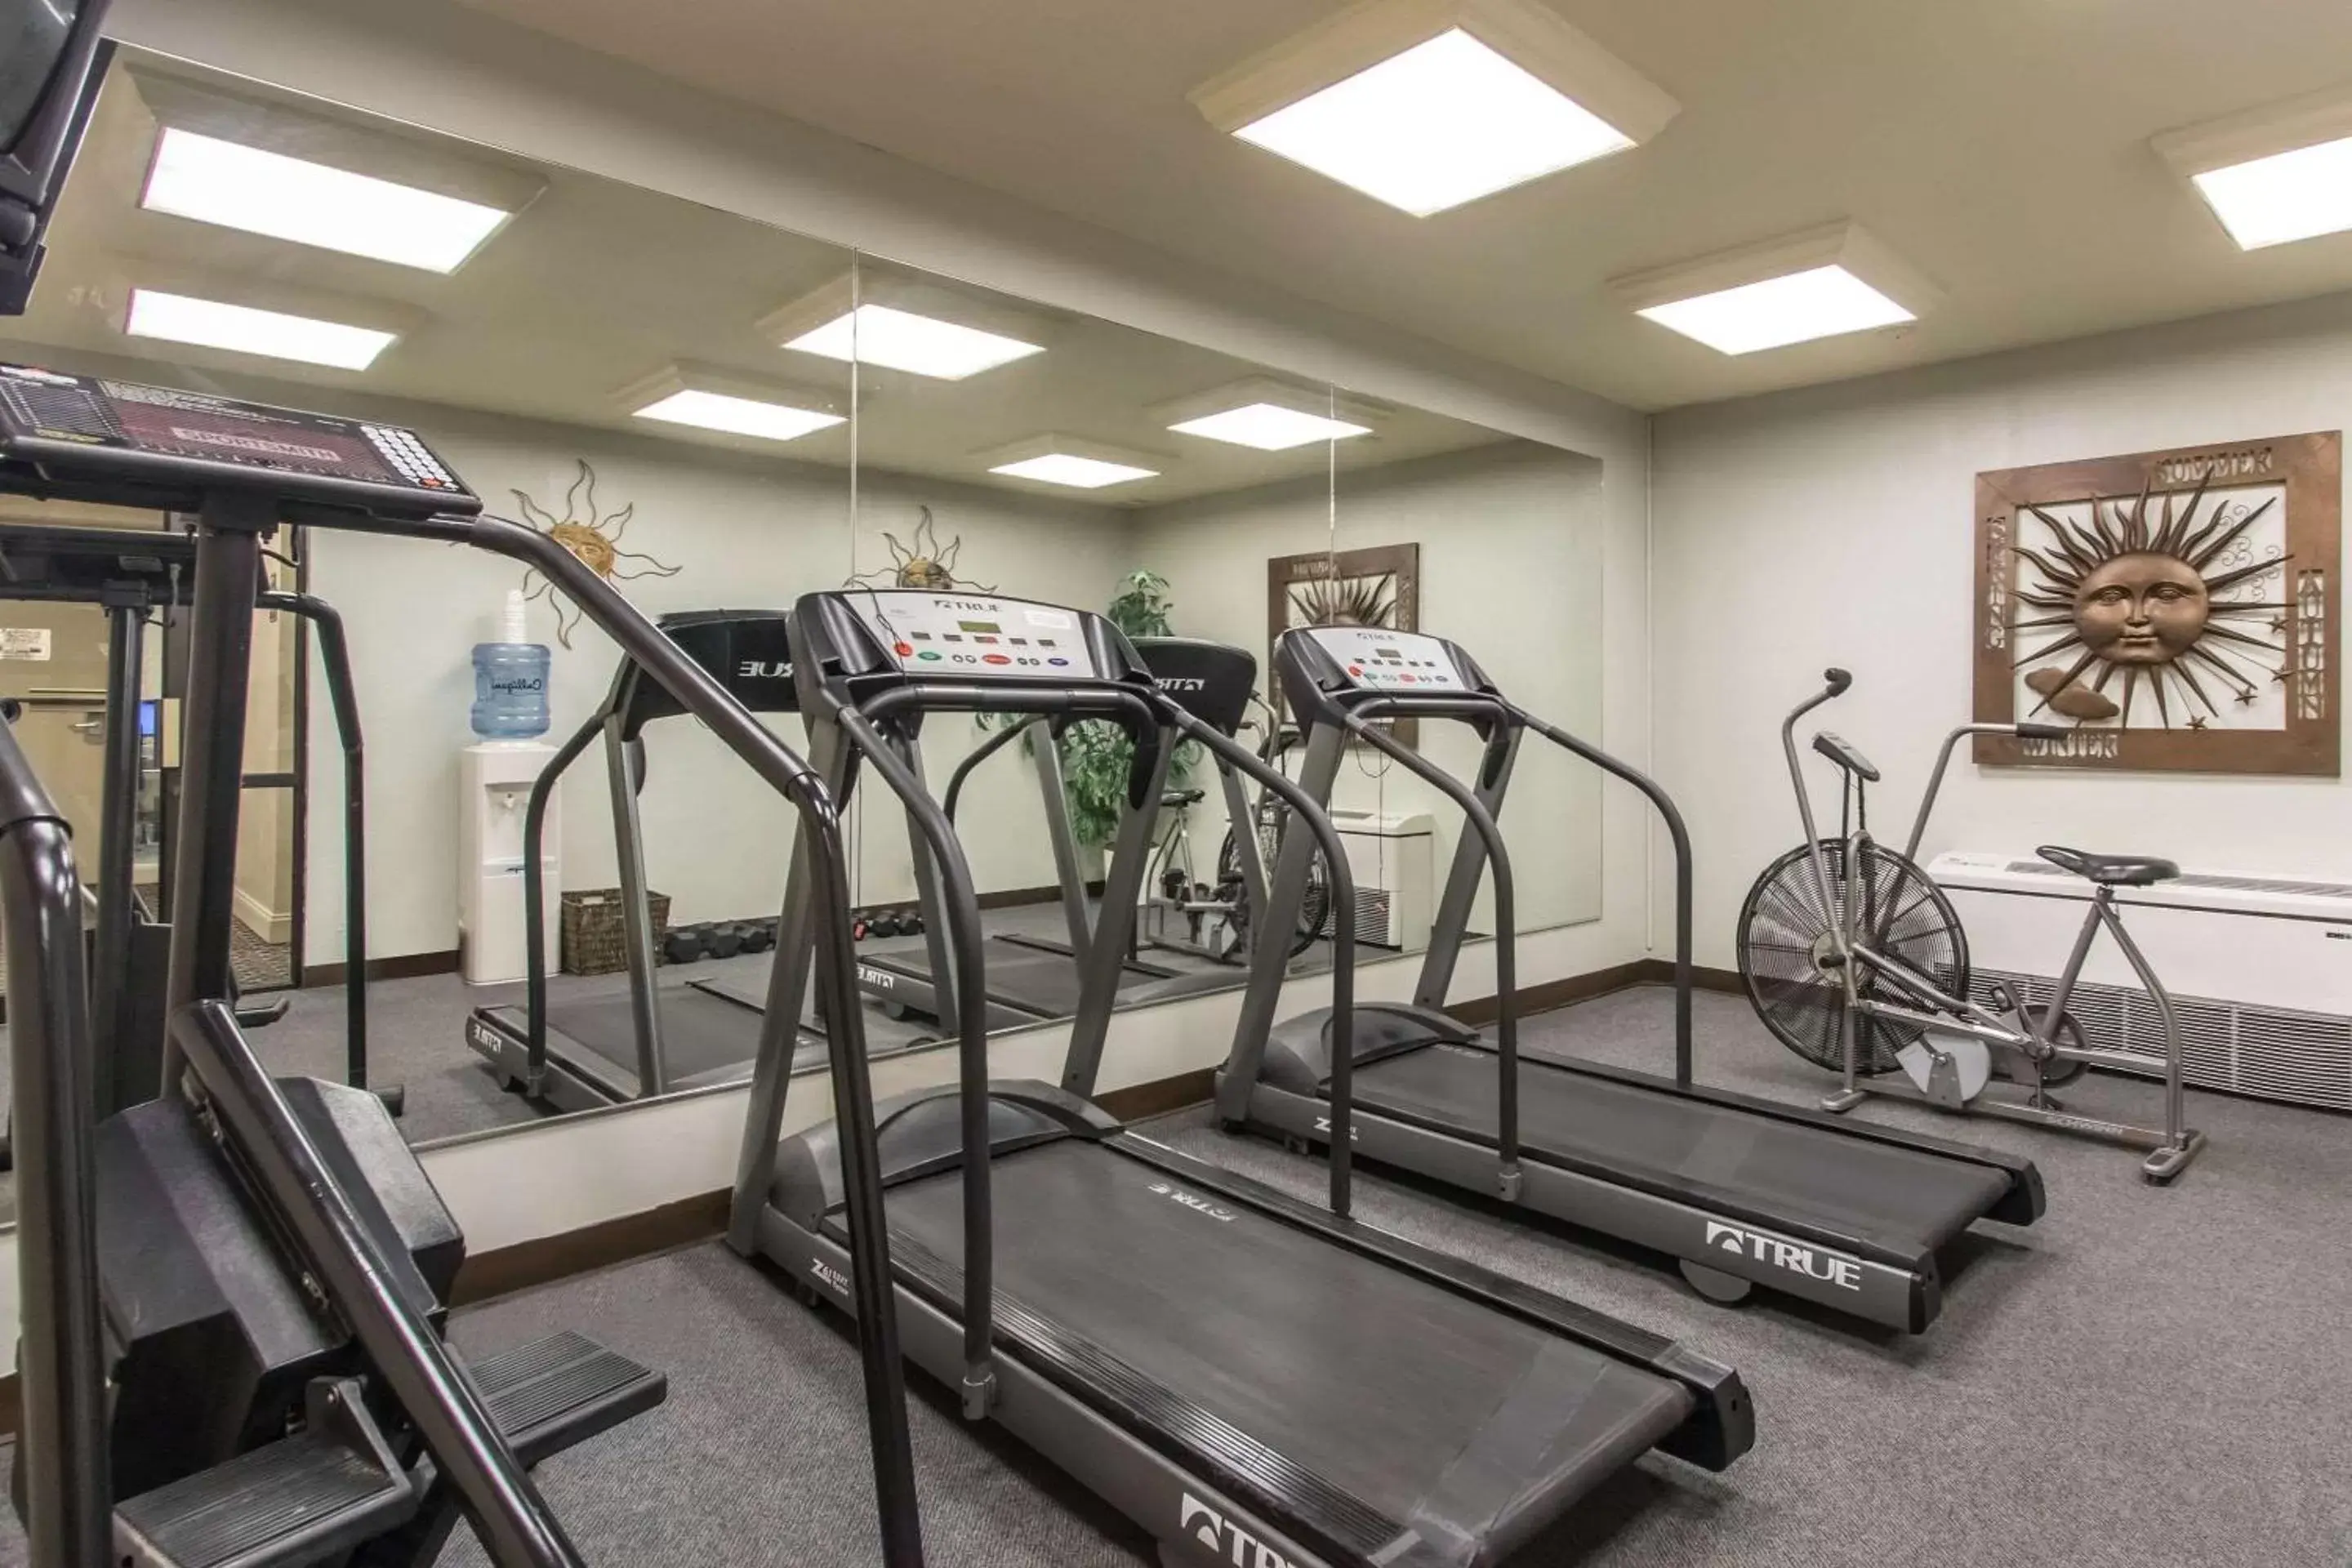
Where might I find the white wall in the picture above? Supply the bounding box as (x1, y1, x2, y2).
(1133, 441, 1607, 938)
(1652, 287, 2352, 969)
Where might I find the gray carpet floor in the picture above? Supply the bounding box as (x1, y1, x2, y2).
(7, 984, 2346, 1565)
(375, 987, 2352, 1565)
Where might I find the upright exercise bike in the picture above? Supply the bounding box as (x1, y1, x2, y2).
(1735, 668, 2207, 1183)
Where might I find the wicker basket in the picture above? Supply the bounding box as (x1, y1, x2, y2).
(559, 888, 670, 975)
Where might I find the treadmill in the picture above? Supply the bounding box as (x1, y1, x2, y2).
(731, 589, 1754, 1568)
(851, 635, 1263, 1029)
(1218, 626, 2045, 1332)
(466, 610, 839, 1112)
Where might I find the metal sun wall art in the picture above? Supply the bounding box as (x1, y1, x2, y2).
(848, 506, 996, 592)
(1974, 433, 2341, 775)
(1270, 541, 1421, 747)
(510, 460, 681, 648)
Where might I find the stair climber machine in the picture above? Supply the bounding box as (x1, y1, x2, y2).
(731, 588, 1753, 1568)
(0, 363, 927, 1568)
(467, 608, 851, 1111)
(1216, 626, 2046, 1332)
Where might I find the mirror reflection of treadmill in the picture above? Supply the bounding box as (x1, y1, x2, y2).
(846, 635, 1269, 1030)
(466, 610, 885, 1112)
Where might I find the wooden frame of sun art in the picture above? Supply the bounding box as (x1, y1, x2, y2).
(1973, 431, 2341, 775)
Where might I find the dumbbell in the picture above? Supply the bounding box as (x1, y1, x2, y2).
(897, 909, 924, 937)
(868, 910, 904, 938)
(662, 924, 709, 964)
(705, 922, 746, 960)
(739, 918, 776, 955)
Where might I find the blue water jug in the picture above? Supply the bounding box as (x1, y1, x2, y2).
(471, 590, 550, 740)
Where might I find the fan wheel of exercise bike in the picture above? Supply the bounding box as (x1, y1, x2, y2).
(1735, 840, 1971, 1076)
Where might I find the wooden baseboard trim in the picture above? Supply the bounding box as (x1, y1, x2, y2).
(450, 1190, 730, 1307)
(1098, 1067, 1215, 1121)
(306, 947, 461, 989)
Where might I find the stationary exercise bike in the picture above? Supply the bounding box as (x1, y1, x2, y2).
(1735, 669, 2207, 1183)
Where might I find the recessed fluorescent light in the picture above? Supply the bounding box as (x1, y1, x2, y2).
(141, 128, 509, 273)
(1234, 30, 1630, 216)
(1192, 0, 1679, 216)
(990, 453, 1159, 489)
(1637, 266, 1913, 356)
(1610, 222, 1936, 358)
(1169, 403, 1373, 450)
(2188, 136, 2352, 250)
(786, 303, 1043, 380)
(632, 389, 844, 443)
(125, 288, 396, 369)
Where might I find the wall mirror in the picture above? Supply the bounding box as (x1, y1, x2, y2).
(0, 47, 1605, 1216)
(832, 260, 1606, 1048)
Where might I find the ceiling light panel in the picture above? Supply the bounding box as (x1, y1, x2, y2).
(1235, 29, 1629, 216)
(141, 128, 510, 273)
(1192, 0, 1679, 216)
(1637, 266, 1914, 356)
(786, 303, 1043, 380)
(632, 389, 843, 443)
(2189, 137, 2352, 250)
(125, 288, 396, 369)
(1169, 403, 1373, 450)
(990, 453, 1158, 489)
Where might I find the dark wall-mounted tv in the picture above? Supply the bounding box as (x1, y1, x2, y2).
(1, 0, 113, 316)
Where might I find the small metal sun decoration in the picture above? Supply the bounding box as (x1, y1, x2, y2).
(1289, 561, 1396, 628)
(2011, 468, 2290, 729)
(510, 461, 681, 648)
(847, 507, 996, 592)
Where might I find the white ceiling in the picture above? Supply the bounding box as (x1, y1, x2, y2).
(455, 0, 2352, 412)
(0, 56, 1500, 506)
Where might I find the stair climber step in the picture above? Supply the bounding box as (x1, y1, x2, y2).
(471, 1330, 667, 1467)
(114, 1379, 416, 1568)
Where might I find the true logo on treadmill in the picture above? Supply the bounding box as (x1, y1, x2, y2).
(810, 1258, 851, 1298)
(1703, 1221, 1863, 1290)
(1178, 1494, 1298, 1568)
(1146, 1182, 1236, 1223)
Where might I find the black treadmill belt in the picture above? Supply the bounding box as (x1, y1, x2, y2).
(542, 987, 816, 1083)
(723, 940, 1177, 1019)
(875, 1141, 1691, 1552)
(1352, 1049, 2013, 1251)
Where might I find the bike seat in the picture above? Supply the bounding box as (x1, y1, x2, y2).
(1811, 731, 1881, 782)
(1160, 788, 1206, 809)
(2036, 844, 2180, 887)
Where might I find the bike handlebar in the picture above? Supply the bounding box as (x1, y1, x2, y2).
(1824, 667, 1852, 695)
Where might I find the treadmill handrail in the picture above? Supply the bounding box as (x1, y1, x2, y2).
(838, 675, 1166, 1410)
(1502, 702, 1699, 1088)
(1147, 701, 1363, 1215)
(256, 510, 924, 1568)
(0, 722, 114, 1568)
(522, 710, 605, 1085)
(941, 713, 1045, 825)
(1341, 700, 1522, 1178)
(257, 592, 372, 1096)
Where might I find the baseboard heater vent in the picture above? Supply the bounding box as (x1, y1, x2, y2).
(1932, 850, 2352, 1114)
(1961, 968, 2352, 1112)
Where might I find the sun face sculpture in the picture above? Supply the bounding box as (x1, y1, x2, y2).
(2013, 471, 2288, 727)
(1288, 562, 1396, 628)
(847, 507, 995, 592)
(511, 460, 681, 648)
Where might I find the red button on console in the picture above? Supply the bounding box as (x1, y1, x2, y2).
(893, 642, 914, 657)
(982, 653, 1013, 666)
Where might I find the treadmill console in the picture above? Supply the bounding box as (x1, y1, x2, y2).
(0, 363, 480, 517)
(840, 590, 1105, 679)
(1303, 626, 1469, 693)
